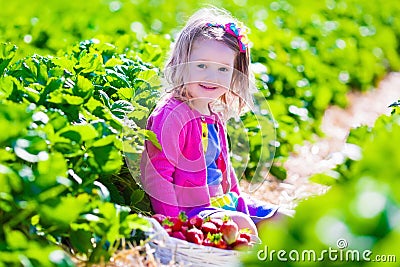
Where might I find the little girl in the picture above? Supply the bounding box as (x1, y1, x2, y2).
(140, 7, 279, 235)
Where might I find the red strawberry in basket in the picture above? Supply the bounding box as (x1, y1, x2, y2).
(161, 218, 174, 235)
(180, 225, 188, 235)
(233, 236, 252, 250)
(209, 218, 223, 229)
(211, 233, 228, 249)
(239, 228, 252, 243)
(201, 221, 218, 235)
(171, 231, 187, 241)
(202, 236, 214, 247)
(152, 214, 167, 224)
(169, 211, 188, 232)
(220, 215, 238, 245)
(186, 228, 204, 245)
(188, 215, 203, 229)
(202, 233, 228, 249)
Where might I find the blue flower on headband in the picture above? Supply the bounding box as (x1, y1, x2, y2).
(206, 22, 249, 53)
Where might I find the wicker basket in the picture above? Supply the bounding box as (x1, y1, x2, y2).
(146, 217, 252, 267)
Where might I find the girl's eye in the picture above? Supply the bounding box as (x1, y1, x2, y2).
(197, 64, 206, 69)
(219, 67, 229, 72)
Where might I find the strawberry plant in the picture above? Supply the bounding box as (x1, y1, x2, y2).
(0, 38, 162, 265)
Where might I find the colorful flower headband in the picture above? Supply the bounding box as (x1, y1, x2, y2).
(206, 22, 249, 53)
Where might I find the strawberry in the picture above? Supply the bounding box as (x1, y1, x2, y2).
(209, 218, 223, 229)
(161, 217, 174, 235)
(239, 228, 252, 243)
(211, 233, 228, 249)
(181, 225, 189, 235)
(178, 211, 188, 224)
(202, 233, 228, 249)
(233, 236, 252, 250)
(169, 211, 188, 232)
(171, 231, 187, 241)
(169, 217, 183, 232)
(188, 215, 203, 229)
(152, 214, 167, 224)
(202, 237, 214, 247)
(201, 221, 218, 235)
(220, 216, 238, 245)
(162, 217, 173, 227)
(186, 228, 204, 245)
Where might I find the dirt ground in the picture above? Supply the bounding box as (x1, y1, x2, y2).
(240, 72, 400, 213)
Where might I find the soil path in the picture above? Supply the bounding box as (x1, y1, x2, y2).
(241, 72, 400, 212)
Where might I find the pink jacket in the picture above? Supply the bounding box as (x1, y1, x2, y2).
(140, 97, 240, 216)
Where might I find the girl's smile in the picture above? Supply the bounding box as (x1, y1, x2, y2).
(199, 83, 218, 90)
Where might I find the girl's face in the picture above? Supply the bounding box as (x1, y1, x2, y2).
(184, 38, 236, 114)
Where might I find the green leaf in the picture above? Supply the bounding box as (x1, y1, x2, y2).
(105, 57, 124, 68)
(90, 135, 116, 147)
(23, 85, 41, 103)
(0, 148, 16, 162)
(0, 101, 32, 143)
(98, 90, 111, 109)
(13, 134, 49, 163)
(270, 165, 287, 180)
(75, 52, 103, 74)
(143, 129, 161, 150)
(116, 87, 134, 100)
(73, 75, 94, 100)
(5, 230, 28, 250)
(124, 213, 151, 232)
(85, 97, 104, 113)
(48, 90, 84, 105)
(39, 194, 91, 230)
(87, 145, 122, 174)
(51, 57, 76, 74)
(130, 189, 145, 205)
(57, 124, 99, 143)
(38, 77, 63, 105)
(14, 55, 49, 85)
(0, 76, 17, 99)
(0, 43, 17, 75)
(0, 164, 22, 194)
(309, 173, 338, 186)
(69, 229, 93, 253)
(111, 100, 134, 119)
(36, 153, 68, 188)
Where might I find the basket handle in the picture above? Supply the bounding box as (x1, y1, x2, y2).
(145, 217, 170, 242)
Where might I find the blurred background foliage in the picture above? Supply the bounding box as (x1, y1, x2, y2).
(1, 0, 400, 266)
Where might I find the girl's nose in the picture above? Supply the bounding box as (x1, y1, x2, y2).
(203, 68, 219, 83)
